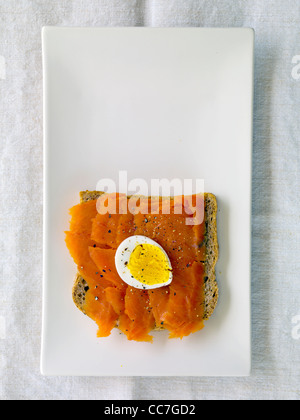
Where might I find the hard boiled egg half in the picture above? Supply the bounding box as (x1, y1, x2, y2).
(115, 235, 173, 290)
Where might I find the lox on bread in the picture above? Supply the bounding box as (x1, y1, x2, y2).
(65, 191, 219, 342)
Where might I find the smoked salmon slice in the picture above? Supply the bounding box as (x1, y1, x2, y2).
(84, 287, 119, 338)
(105, 287, 125, 316)
(68, 200, 98, 234)
(65, 231, 112, 289)
(91, 212, 135, 248)
(161, 263, 205, 338)
(118, 288, 155, 342)
(88, 246, 126, 290)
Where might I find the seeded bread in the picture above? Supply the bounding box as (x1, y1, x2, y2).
(72, 191, 219, 326)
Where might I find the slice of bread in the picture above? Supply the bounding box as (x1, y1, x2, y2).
(72, 191, 219, 327)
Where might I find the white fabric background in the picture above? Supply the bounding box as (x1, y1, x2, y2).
(0, 0, 299, 400)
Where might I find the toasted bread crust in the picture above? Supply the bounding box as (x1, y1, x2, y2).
(203, 193, 218, 320)
(73, 191, 218, 327)
(72, 275, 88, 314)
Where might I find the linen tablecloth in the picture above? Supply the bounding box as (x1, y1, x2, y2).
(0, 0, 299, 400)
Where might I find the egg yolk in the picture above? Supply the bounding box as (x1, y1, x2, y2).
(127, 244, 172, 286)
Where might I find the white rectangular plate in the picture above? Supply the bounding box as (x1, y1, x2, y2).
(41, 27, 254, 376)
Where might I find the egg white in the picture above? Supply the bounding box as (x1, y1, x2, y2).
(115, 235, 173, 290)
